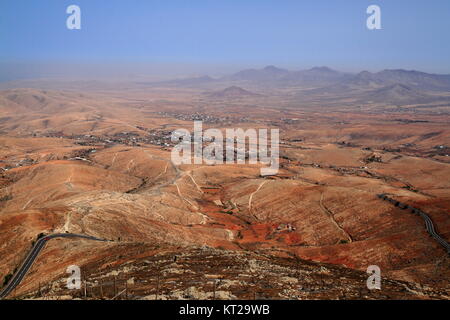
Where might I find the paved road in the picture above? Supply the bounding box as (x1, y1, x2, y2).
(0, 233, 108, 299)
(377, 194, 450, 254)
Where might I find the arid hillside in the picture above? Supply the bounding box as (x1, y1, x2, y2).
(0, 87, 449, 299)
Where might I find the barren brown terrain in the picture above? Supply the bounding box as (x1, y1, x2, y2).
(0, 72, 449, 300)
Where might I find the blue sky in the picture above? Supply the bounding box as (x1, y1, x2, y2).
(1, 0, 450, 80)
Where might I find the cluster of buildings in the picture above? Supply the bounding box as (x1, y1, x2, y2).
(156, 111, 250, 124)
(0, 158, 36, 171)
(38, 131, 175, 148)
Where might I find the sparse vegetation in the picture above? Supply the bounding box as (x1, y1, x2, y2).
(37, 233, 46, 240)
(0, 195, 12, 202)
(2, 273, 12, 287)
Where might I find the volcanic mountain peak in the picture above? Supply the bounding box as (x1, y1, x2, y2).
(209, 86, 260, 98)
(356, 70, 373, 78)
(262, 65, 289, 73)
(362, 82, 436, 104)
(307, 66, 340, 74)
(228, 65, 289, 81)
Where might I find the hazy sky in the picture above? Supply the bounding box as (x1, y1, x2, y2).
(1, 0, 450, 81)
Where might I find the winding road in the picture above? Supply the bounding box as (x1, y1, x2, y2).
(377, 194, 450, 254)
(2, 194, 448, 299)
(0, 233, 108, 299)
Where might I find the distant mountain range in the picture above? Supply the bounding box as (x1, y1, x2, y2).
(226, 66, 351, 86)
(347, 69, 450, 91)
(150, 66, 450, 105)
(2, 66, 449, 106)
(226, 65, 290, 82)
(154, 66, 450, 91)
